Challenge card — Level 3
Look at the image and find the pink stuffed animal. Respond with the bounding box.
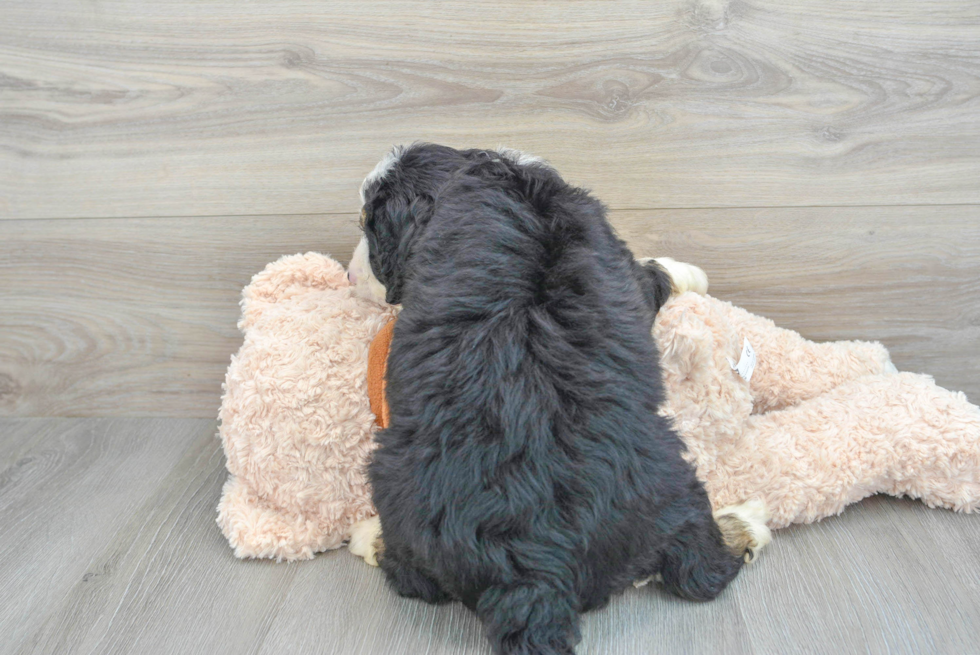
[216,252,980,561]
[217,253,396,560]
[655,293,980,528]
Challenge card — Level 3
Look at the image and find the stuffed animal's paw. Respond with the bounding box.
[348,515,383,567]
[714,499,772,563]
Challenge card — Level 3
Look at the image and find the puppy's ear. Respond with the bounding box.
[365,194,434,305]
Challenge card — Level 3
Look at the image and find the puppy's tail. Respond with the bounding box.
[476,581,580,655]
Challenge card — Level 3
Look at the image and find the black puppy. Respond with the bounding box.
[347,144,769,655]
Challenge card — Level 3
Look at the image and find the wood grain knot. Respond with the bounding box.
[539,68,664,121]
[688,0,736,32]
[280,46,315,69]
[0,373,21,401]
[686,48,747,84]
[816,126,845,143]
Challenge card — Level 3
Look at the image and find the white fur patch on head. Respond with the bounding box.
[495,146,550,168]
[360,145,406,203]
[348,236,389,305]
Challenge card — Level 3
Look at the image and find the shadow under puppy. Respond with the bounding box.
[347,143,769,655]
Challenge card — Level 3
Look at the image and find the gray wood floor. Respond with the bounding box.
[2,417,979,655]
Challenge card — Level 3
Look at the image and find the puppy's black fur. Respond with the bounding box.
[363,144,745,654]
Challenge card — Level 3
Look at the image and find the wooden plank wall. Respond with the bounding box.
[1,0,978,417]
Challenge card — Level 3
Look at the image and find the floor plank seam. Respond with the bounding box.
[3,202,979,223]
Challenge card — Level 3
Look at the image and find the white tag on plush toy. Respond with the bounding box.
[728,338,756,383]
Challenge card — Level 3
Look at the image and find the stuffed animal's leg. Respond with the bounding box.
[715,372,980,528]
[875,374,980,513]
[710,298,896,413]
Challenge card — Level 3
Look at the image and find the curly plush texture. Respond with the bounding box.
[656,293,980,528]
[217,252,980,560]
[217,252,397,560]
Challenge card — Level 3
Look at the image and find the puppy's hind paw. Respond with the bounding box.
[633,573,664,588]
[714,499,772,563]
[348,515,383,567]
